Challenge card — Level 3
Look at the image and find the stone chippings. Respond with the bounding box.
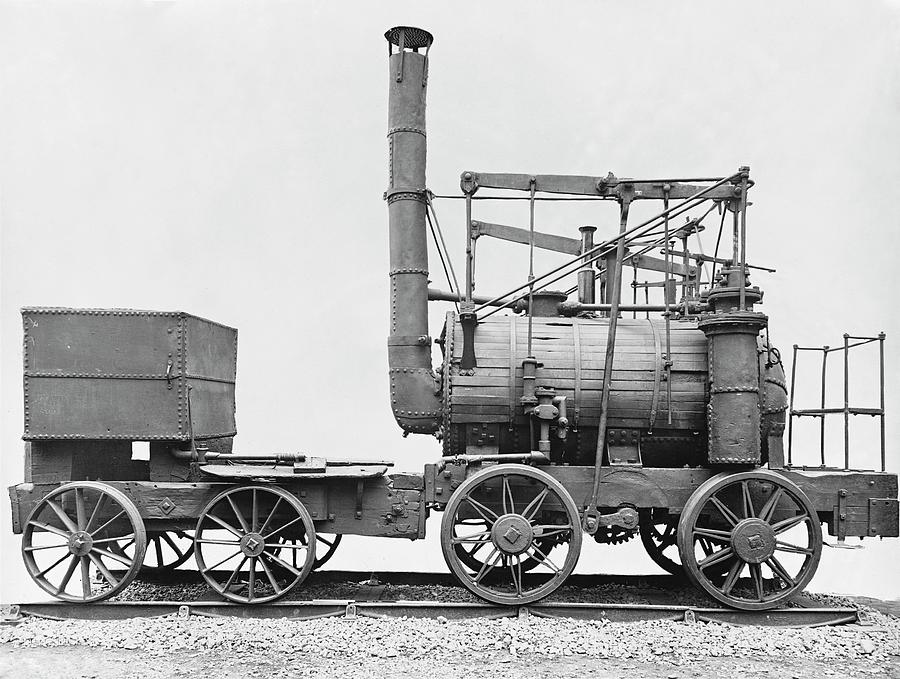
[2,606,898,667]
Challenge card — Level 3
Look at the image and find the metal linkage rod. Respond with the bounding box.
[787,344,798,467]
[475,174,740,319]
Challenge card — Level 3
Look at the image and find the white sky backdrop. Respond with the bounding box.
[1,1,899,603]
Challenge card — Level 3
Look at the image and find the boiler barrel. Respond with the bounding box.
[442,314,710,460]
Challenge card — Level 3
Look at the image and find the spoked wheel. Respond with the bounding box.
[452,518,558,573]
[141,531,195,573]
[273,533,342,571]
[677,470,823,610]
[440,464,582,605]
[194,486,316,603]
[21,482,147,602]
[639,510,684,577]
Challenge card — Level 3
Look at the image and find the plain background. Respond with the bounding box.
[1,1,898,604]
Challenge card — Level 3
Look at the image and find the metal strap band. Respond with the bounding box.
[387,126,426,137]
[508,315,517,430]
[573,320,582,429]
[648,319,662,431]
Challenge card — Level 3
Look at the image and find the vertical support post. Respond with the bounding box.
[820,346,829,467]
[879,332,886,472]
[526,178,536,357]
[662,186,673,425]
[787,344,798,467]
[465,189,473,304]
[843,334,850,470]
[738,166,749,311]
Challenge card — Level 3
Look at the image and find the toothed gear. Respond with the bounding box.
[592,526,638,545]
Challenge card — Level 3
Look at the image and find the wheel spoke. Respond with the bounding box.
[772,513,809,535]
[258,497,283,536]
[775,540,814,556]
[766,556,795,587]
[84,494,108,534]
[759,487,784,523]
[56,556,79,594]
[450,530,491,545]
[87,552,120,588]
[473,548,500,583]
[720,559,744,595]
[247,557,257,601]
[262,550,301,577]
[509,554,523,596]
[264,515,305,540]
[693,527,732,542]
[75,488,88,531]
[161,532,185,557]
[257,554,283,594]
[530,543,560,574]
[154,536,164,567]
[202,550,242,573]
[28,520,70,539]
[90,510,127,538]
[522,488,549,521]
[91,546,133,567]
[251,489,258,533]
[264,542,308,550]
[709,496,740,527]
[316,535,335,547]
[80,556,92,598]
[221,556,248,592]
[204,513,244,538]
[24,541,69,552]
[749,562,765,601]
[741,481,755,519]
[502,477,514,514]
[226,496,250,534]
[196,537,241,546]
[533,524,573,539]
[91,534,135,545]
[46,499,79,534]
[464,496,498,525]
[698,546,734,570]
[36,552,72,579]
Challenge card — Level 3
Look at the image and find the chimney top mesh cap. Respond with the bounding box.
[385,26,433,50]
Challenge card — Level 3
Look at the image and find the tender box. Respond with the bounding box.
[22,307,237,441]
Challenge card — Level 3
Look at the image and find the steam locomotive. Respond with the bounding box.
[8,26,898,611]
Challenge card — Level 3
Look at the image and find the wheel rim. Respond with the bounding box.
[194,486,316,603]
[440,464,582,605]
[677,470,822,610]
[22,482,147,603]
[639,511,684,577]
[142,531,195,573]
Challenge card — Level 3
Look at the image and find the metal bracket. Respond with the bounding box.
[345,603,358,619]
[356,480,365,520]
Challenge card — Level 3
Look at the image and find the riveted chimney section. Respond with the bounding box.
[385,27,441,435]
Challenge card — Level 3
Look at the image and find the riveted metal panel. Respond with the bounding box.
[22,308,236,441]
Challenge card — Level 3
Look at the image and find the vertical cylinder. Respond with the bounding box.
[820,346,828,466]
[577,226,596,304]
[385,27,441,435]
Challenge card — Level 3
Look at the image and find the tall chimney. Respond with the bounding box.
[384,26,441,435]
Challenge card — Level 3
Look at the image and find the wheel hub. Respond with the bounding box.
[731,518,776,564]
[67,530,93,557]
[239,533,266,557]
[491,514,534,555]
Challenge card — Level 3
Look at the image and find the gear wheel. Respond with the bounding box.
[592,526,637,545]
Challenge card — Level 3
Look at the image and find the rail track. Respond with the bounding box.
[2,571,863,628]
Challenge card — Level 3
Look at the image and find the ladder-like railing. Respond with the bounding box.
[787,333,886,471]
